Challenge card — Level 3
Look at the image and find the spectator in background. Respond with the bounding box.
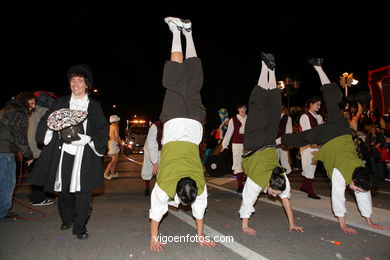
[221,104,247,193]
[141,120,163,196]
[344,102,363,134]
[366,125,387,181]
[104,115,121,180]
[0,92,34,220]
[28,91,57,206]
[299,96,323,199]
[276,106,292,174]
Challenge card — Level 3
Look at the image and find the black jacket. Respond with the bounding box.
[27,96,109,192]
[0,98,33,160]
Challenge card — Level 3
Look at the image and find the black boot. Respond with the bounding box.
[308,58,323,66]
[261,52,275,70]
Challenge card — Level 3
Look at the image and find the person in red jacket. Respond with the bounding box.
[299,96,323,199]
[221,104,247,193]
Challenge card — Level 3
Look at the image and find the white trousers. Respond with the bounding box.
[239,177,262,218]
[277,147,291,174]
[232,143,244,174]
[300,146,317,179]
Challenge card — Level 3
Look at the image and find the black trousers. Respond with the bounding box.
[28,159,53,203]
[244,86,281,152]
[159,57,204,124]
[57,152,92,234]
[282,83,351,148]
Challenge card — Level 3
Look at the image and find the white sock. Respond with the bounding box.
[169,23,182,53]
[258,61,269,89]
[268,68,277,89]
[182,30,197,58]
[313,65,331,85]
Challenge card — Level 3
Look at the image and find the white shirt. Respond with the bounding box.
[300,111,323,152]
[222,114,247,149]
[276,113,292,145]
[149,183,208,222]
[239,175,291,218]
[331,168,372,218]
[299,111,323,132]
[150,118,206,222]
[144,124,160,164]
[162,118,203,145]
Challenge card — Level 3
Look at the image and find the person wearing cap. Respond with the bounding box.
[0,92,34,220]
[221,104,247,193]
[104,115,121,180]
[239,52,303,235]
[28,64,109,239]
[149,17,216,252]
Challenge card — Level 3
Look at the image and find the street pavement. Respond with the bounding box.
[1,153,390,260]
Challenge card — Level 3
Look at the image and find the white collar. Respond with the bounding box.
[70,94,89,111]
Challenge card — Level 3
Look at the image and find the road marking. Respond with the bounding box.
[206,182,390,237]
[376,190,390,195]
[122,154,143,166]
[169,209,268,260]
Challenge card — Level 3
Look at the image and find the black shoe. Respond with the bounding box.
[144,189,151,196]
[74,232,89,240]
[308,194,321,200]
[308,58,323,66]
[236,186,243,193]
[61,223,72,230]
[0,212,18,220]
[261,52,275,70]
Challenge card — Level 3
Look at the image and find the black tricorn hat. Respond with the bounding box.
[67,64,93,88]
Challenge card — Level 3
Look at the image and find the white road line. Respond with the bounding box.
[122,154,143,166]
[169,209,268,260]
[376,190,390,195]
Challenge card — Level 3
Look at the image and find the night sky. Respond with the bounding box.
[3,2,389,130]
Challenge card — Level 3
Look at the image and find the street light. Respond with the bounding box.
[339,72,357,96]
[277,81,285,90]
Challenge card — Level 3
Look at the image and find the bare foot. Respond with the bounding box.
[369,223,388,230]
[243,227,257,235]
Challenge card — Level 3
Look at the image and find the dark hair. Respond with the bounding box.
[236,104,247,110]
[305,96,322,111]
[352,167,375,191]
[269,167,287,191]
[14,91,36,110]
[176,177,198,205]
[67,64,93,91]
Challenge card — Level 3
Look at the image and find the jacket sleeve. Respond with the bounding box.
[88,101,109,156]
[146,124,159,164]
[35,99,63,147]
[13,112,33,160]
